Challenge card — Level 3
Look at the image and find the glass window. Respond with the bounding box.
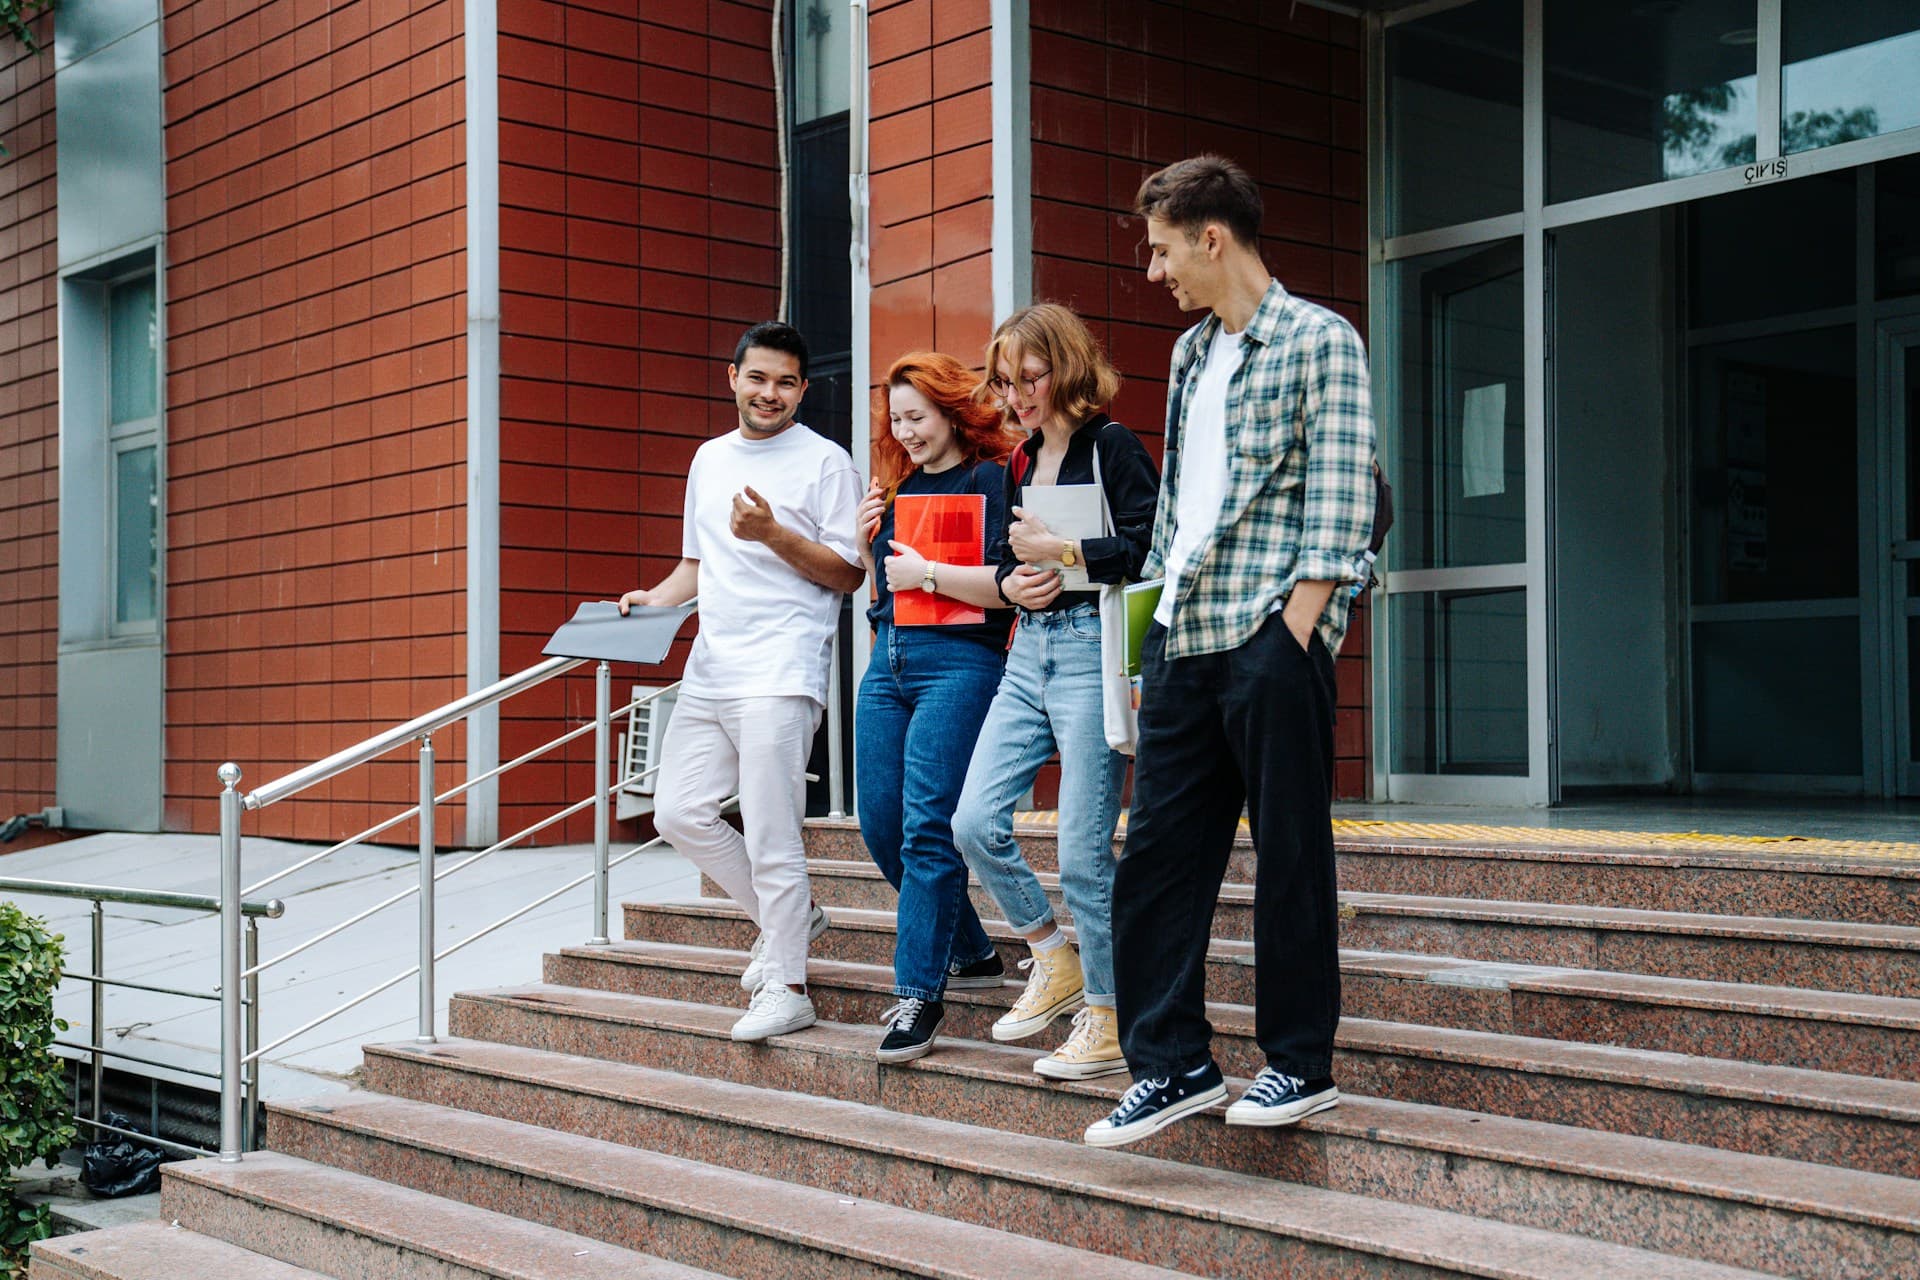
[1877,154,1920,301]
[1385,0,1523,236]
[1693,617,1862,775]
[1389,240,1526,571]
[1783,2,1920,156]
[114,443,159,627]
[109,274,157,425]
[1688,170,1854,328]
[1391,588,1528,776]
[1546,0,1756,204]
[1689,327,1857,606]
[793,0,850,123]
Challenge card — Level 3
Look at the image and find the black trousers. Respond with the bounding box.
[1113,614,1341,1081]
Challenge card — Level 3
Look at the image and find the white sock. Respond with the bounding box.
[1031,927,1067,952]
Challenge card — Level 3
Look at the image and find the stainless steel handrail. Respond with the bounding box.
[7,879,275,1162]
[243,654,585,810]
[211,600,778,1163]
[0,878,284,918]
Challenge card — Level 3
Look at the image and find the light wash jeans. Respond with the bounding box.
[653,693,822,989]
[856,623,1004,1001]
[952,603,1127,1004]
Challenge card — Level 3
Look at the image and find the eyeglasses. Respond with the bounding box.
[986,368,1052,400]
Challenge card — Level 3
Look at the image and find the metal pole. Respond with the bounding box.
[243,919,260,1151]
[591,660,612,945]
[90,900,104,1129]
[217,763,244,1162]
[827,625,847,818]
[417,734,436,1042]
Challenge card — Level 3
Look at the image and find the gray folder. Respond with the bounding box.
[542,601,695,665]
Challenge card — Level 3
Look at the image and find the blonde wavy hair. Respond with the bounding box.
[979,303,1122,428]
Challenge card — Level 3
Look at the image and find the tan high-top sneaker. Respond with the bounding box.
[991,943,1085,1041]
[1033,1004,1127,1080]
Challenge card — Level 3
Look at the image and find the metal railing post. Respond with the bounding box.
[827,626,847,818]
[243,919,260,1151]
[217,763,244,1162]
[90,900,104,1130]
[417,734,436,1043]
[591,660,612,945]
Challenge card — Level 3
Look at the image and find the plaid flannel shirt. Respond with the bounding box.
[1146,280,1378,660]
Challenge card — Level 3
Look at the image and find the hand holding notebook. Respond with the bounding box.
[891,492,987,626]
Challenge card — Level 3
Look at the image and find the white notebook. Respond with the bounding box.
[1019,482,1103,591]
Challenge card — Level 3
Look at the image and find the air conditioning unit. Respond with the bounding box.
[616,685,679,821]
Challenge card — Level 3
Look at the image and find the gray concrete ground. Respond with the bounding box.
[1,831,700,1098]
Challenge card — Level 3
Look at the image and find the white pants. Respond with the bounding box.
[652,693,821,988]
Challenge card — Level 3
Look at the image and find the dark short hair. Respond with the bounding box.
[732,321,810,379]
[1134,154,1263,248]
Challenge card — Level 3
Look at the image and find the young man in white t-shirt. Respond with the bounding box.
[617,322,865,1041]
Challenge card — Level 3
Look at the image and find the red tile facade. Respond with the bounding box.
[0,18,56,822]
[1026,0,1373,798]
[494,0,780,842]
[161,0,469,839]
[867,0,993,384]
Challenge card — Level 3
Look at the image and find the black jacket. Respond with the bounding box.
[991,414,1160,608]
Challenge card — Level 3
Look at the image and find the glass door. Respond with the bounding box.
[1886,321,1920,795]
[1379,239,1546,804]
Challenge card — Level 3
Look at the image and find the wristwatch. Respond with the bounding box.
[1060,540,1077,568]
[920,563,939,593]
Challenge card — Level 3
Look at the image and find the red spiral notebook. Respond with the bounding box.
[892,493,987,626]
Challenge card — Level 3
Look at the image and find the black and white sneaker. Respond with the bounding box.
[1225,1068,1339,1127]
[876,997,944,1063]
[1082,1061,1226,1148]
[946,951,1006,990]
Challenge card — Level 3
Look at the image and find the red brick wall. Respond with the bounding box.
[162,0,468,838]
[866,0,993,391]
[1026,0,1373,798]
[494,0,781,842]
[0,17,56,822]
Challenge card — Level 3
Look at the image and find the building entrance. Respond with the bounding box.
[1548,158,1920,799]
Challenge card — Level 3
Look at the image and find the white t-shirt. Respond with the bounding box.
[1155,324,1243,628]
[681,423,862,705]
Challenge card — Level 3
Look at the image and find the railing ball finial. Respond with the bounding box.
[218,762,243,789]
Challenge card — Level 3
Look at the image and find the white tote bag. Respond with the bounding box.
[1090,437,1139,756]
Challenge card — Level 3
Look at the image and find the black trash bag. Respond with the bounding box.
[80,1113,167,1197]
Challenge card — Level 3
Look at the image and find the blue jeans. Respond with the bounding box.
[856,623,1004,1001]
[952,604,1127,1005]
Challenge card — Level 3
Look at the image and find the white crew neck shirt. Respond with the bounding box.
[681,423,862,705]
[1155,323,1243,628]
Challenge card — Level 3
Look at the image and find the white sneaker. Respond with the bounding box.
[740,904,831,990]
[731,982,817,1042]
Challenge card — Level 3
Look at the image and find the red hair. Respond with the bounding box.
[872,351,1023,494]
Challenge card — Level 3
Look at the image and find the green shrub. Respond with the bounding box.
[1,902,74,1276]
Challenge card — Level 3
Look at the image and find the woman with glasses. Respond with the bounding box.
[856,352,1025,1063]
[951,303,1159,1081]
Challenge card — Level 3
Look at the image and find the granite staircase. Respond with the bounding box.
[35,819,1920,1279]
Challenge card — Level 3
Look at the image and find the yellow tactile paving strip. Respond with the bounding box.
[1010,811,1920,862]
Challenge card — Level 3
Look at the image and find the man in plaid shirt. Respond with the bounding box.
[1085,155,1378,1149]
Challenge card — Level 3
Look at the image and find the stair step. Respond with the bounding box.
[1334,835,1920,927]
[353,1035,1789,1280]
[160,1150,719,1279]
[263,1090,1201,1280]
[623,899,1920,1080]
[437,985,1920,1280]
[777,858,1920,997]
[534,946,1920,1178]
[28,1222,325,1280]
[803,817,1920,927]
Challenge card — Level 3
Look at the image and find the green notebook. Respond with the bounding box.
[1121,579,1164,678]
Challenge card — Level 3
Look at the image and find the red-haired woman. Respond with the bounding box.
[855,351,1023,1064]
